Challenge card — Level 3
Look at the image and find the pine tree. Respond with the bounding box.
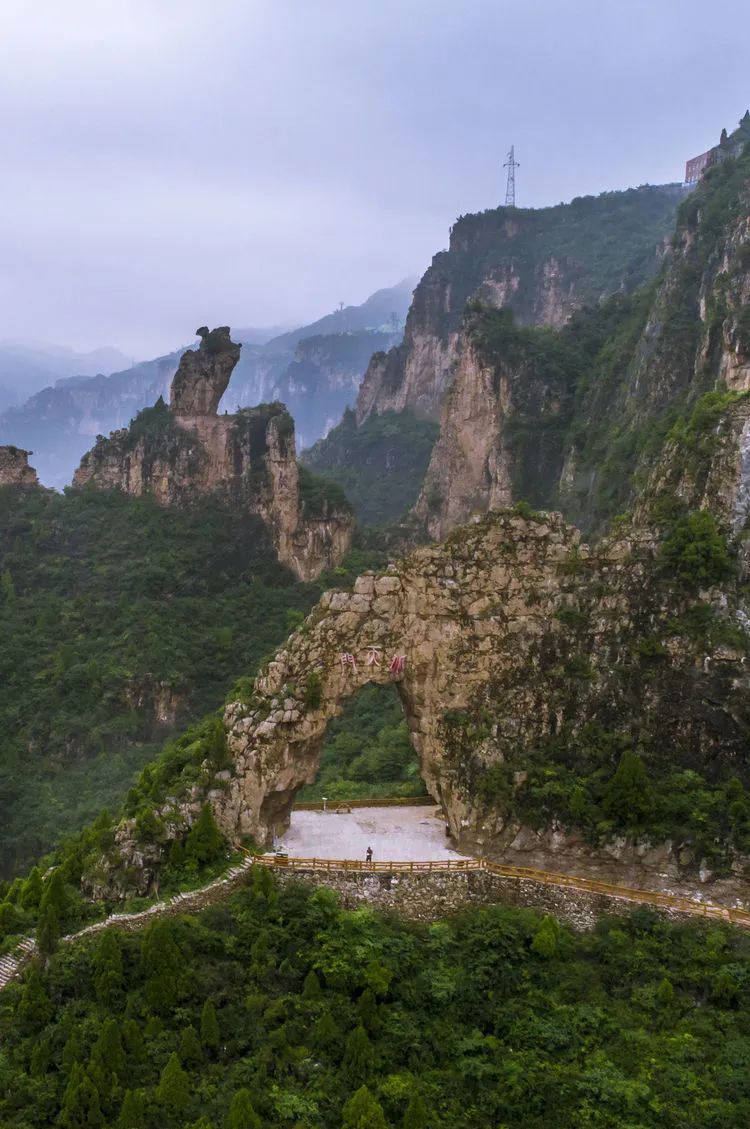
[180,1023,204,1065]
[62,1029,83,1075]
[117,1089,146,1129]
[185,803,224,865]
[226,1088,261,1129]
[91,1017,126,1079]
[141,918,183,1012]
[39,868,68,919]
[156,1052,190,1113]
[60,1064,104,1129]
[93,930,124,1007]
[303,968,322,999]
[531,914,561,959]
[200,997,220,1053]
[342,1085,389,1129]
[312,1009,340,1051]
[356,988,382,1034]
[20,867,43,910]
[36,902,60,957]
[342,1025,374,1085]
[18,964,53,1030]
[603,750,654,825]
[1,568,15,605]
[403,1091,428,1129]
[30,1036,51,1077]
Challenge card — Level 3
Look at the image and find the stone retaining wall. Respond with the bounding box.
[271,867,691,930]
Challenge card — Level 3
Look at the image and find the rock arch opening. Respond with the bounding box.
[296,682,429,806]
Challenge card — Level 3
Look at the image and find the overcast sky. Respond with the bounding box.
[0,0,747,359]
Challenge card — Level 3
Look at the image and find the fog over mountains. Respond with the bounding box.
[0,279,415,488]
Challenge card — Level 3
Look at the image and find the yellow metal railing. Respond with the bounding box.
[251,852,750,928]
[292,796,434,812]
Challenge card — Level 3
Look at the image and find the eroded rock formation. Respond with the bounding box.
[99,509,748,898]
[169,326,240,415]
[74,328,353,580]
[0,446,38,487]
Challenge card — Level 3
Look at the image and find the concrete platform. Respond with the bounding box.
[277,805,469,862]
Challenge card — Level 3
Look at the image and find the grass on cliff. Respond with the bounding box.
[3,871,750,1128]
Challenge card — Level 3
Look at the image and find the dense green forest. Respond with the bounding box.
[3,872,750,1128]
[0,485,386,876]
[303,410,438,527]
[298,684,426,802]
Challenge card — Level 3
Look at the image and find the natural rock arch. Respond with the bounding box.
[217,511,586,846]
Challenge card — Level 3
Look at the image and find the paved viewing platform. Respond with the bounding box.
[277,803,469,863]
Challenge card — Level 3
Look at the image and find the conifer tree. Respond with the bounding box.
[356,988,381,1034]
[312,1008,340,1051]
[36,902,60,957]
[60,1064,104,1129]
[180,1023,204,1065]
[93,930,124,1007]
[18,964,53,1029]
[342,1085,388,1129]
[302,969,322,999]
[39,868,68,919]
[531,914,561,958]
[20,866,43,910]
[200,997,220,1053]
[117,1088,146,1129]
[403,1091,428,1129]
[185,803,224,865]
[62,1029,83,1076]
[156,1052,190,1113]
[226,1088,262,1129]
[141,918,183,1012]
[343,1025,374,1085]
[91,1017,126,1080]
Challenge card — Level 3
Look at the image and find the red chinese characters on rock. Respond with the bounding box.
[339,652,358,674]
[389,654,406,678]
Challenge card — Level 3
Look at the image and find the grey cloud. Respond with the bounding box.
[0,0,747,356]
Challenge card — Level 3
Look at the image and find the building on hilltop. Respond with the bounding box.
[685,111,750,185]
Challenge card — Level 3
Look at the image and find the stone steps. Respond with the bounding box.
[0,855,259,994]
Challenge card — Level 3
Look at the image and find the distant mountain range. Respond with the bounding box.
[0,279,415,488]
[0,341,132,413]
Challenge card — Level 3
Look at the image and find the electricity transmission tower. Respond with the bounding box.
[503,145,519,207]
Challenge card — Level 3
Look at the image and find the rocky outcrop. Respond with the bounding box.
[169,327,241,415]
[99,509,749,897]
[412,337,514,539]
[0,446,38,486]
[355,185,682,425]
[74,328,353,581]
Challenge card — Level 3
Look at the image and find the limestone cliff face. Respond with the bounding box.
[403,144,750,543]
[412,337,513,540]
[0,446,38,486]
[74,329,352,581]
[356,186,682,425]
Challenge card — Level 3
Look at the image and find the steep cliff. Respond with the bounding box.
[356,185,683,424]
[74,329,353,581]
[0,446,38,487]
[411,125,750,541]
